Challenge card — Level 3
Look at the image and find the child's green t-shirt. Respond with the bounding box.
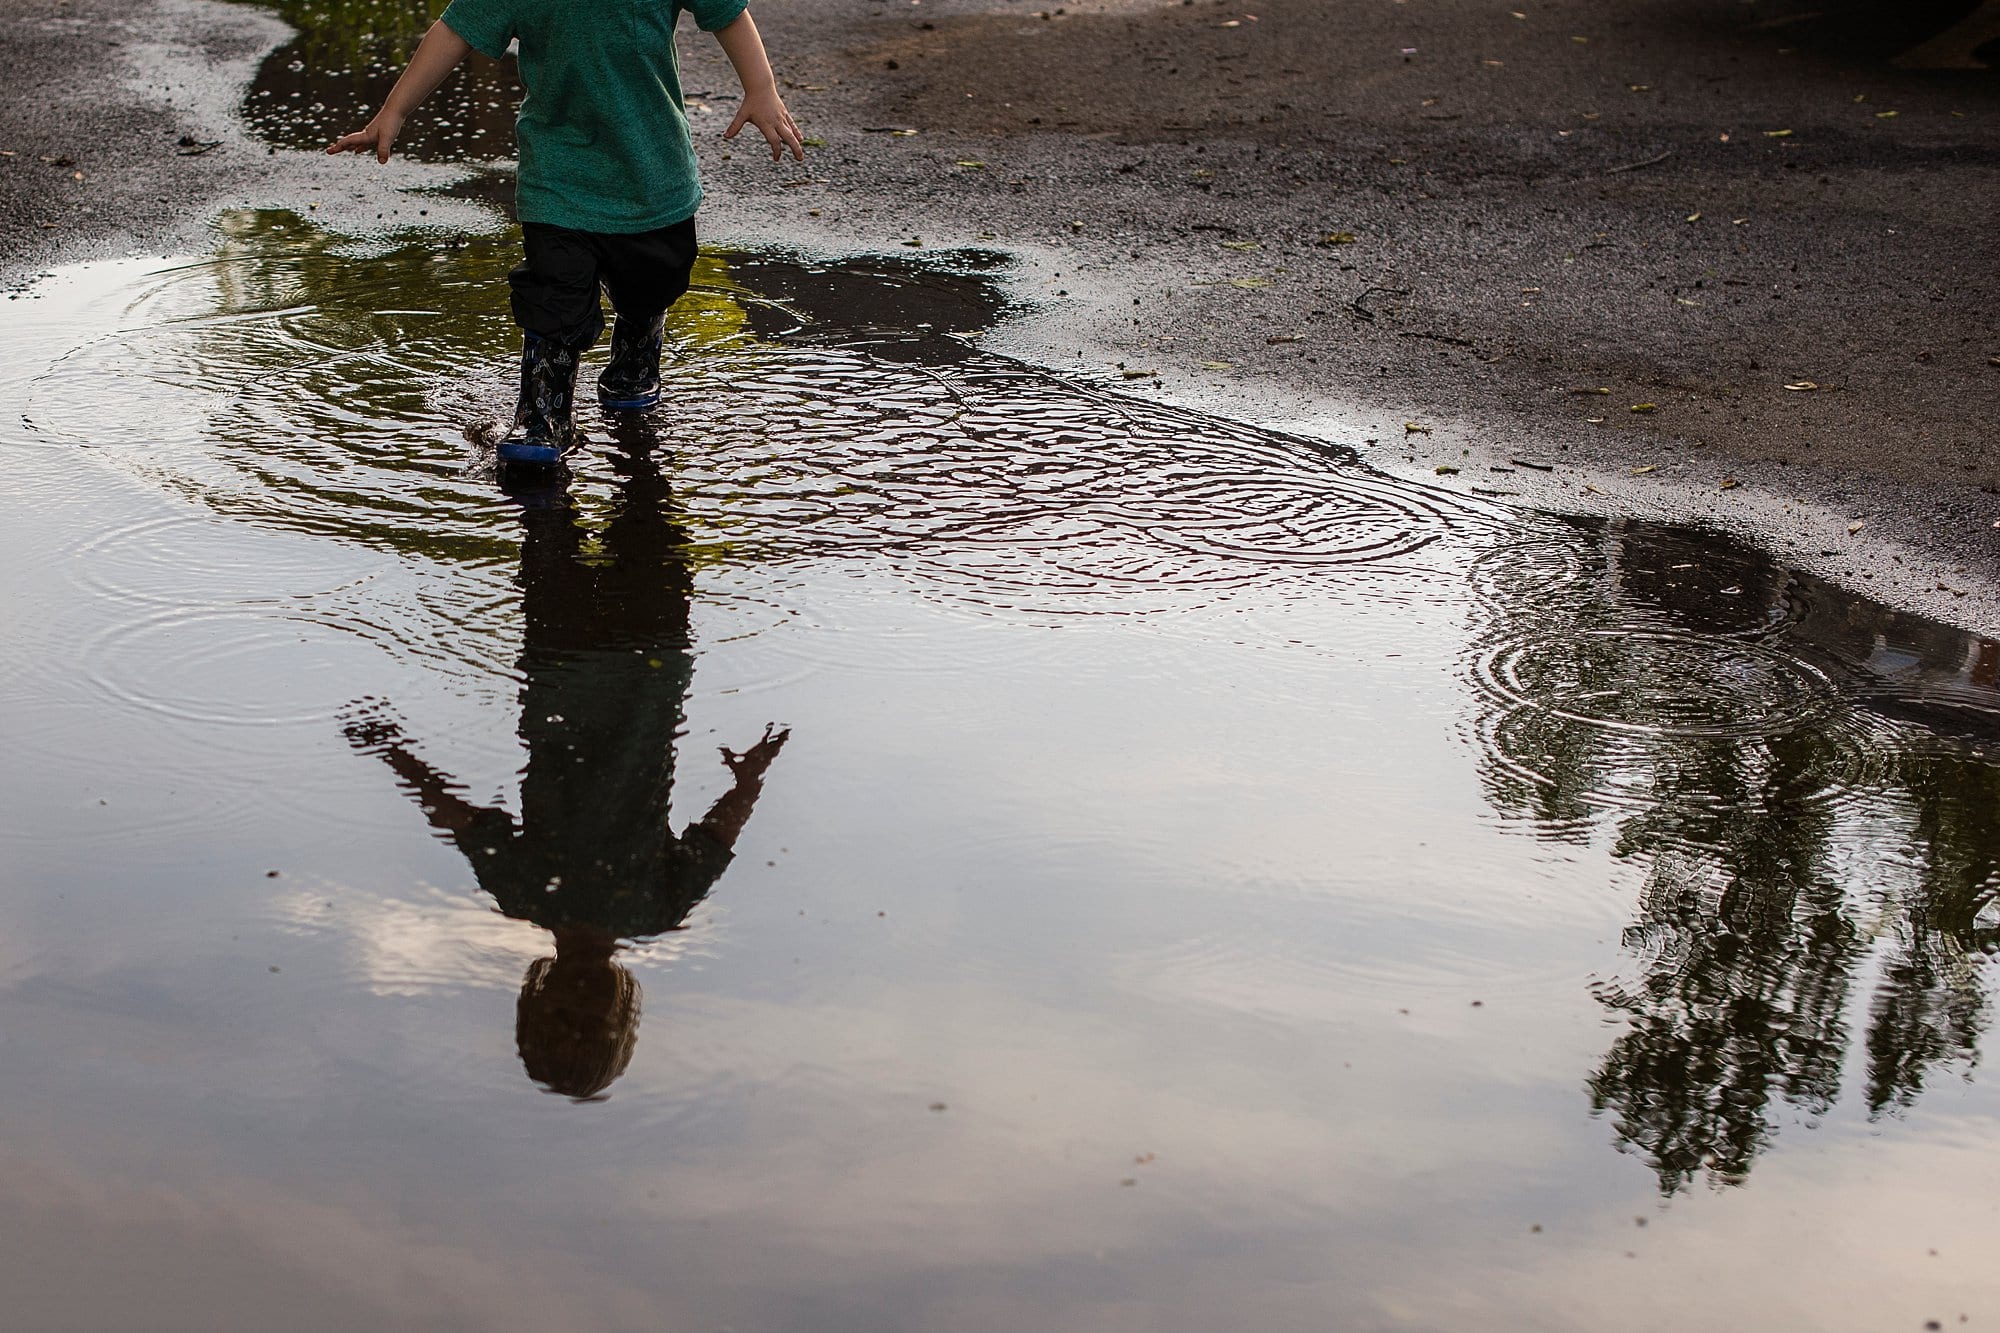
[440,0,747,234]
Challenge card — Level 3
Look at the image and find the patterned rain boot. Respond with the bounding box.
[596,313,665,411]
[498,332,584,468]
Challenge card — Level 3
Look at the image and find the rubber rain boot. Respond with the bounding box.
[498,333,583,468]
[596,313,665,411]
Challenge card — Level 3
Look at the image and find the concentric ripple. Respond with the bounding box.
[66,512,388,608]
[1469,629,1842,740]
[15,217,1997,860]
[19,219,1496,681]
[79,605,376,728]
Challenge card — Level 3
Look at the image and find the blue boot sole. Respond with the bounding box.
[496,439,563,466]
[597,385,661,411]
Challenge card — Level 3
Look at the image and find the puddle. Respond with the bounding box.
[243,0,525,163]
[4,207,1999,1327]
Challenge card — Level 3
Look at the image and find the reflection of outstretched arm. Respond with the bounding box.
[343,703,511,840]
[682,724,790,855]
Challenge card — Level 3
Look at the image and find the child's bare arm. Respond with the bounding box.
[714,12,805,162]
[326,21,473,163]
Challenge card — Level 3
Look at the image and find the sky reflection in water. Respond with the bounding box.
[0,212,1997,1330]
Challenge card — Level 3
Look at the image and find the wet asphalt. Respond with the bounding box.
[2,0,1996,622]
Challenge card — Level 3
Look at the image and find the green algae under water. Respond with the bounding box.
[0,207,1997,1329]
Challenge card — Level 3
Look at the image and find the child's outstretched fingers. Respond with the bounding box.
[724,96,807,163]
[326,118,400,164]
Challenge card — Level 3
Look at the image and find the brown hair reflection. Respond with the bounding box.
[345,417,787,1100]
[517,933,641,1100]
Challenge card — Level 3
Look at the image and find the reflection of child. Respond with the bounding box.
[344,430,788,1100]
[328,1,803,467]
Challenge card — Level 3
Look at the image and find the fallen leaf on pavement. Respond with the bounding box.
[955,159,986,168]
[1765,128,1794,137]
[1435,464,1460,475]
[1201,360,1234,370]
[1784,381,1819,391]
[1404,421,1432,434]
[1319,230,1358,245]
[1630,402,1657,413]
[1120,369,1158,379]
[1720,477,1742,490]
[1266,333,1304,344]
[1631,464,1658,474]
[1848,520,1865,534]
[1570,386,1611,395]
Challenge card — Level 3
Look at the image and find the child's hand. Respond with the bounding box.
[327,113,406,164]
[723,89,805,162]
[720,723,790,781]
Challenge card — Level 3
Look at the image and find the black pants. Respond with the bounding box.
[508,217,698,348]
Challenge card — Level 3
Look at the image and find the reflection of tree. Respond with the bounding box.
[346,423,787,1099]
[1469,517,2000,1192]
[1587,848,1858,1192]
[1864,752,2000,1117]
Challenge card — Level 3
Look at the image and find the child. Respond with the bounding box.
[329,0,804,467]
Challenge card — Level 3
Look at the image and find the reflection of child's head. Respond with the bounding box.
[516,933,642,1100]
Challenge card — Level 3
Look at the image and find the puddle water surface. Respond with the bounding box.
[4,212,1999,1330]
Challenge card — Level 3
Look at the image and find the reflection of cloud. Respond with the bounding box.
[1391,1126,2000,1333]
[268,885,714,997]
[566,987,1588,1318]
[0,1143,672,1332]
